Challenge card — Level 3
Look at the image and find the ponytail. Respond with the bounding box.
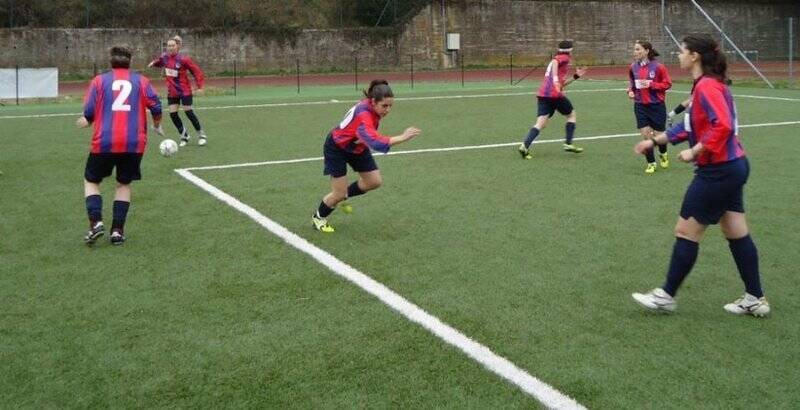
[636,40,660,60]
[363,79,394,101]
[682,34,728,82]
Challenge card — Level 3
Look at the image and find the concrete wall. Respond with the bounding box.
[1,1,798,76]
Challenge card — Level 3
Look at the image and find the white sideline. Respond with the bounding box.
[182,120,800,172]
[2,87,798,120]
[175,168,586,410]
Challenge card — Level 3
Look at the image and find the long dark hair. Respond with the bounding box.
[682,34,728,82]
[363,79,394,101]
[636,40,660,59]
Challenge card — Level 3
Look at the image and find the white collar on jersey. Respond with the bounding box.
[557,48,573,53]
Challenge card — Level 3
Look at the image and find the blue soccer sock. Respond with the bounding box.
[85,194,102,225]
[523,127,540,149]
[728,235,763,298]
[565,122,576,144]
[317,201,334,218]
[347,181,365,198]
[112,200,130,232]
[662,237,699,297]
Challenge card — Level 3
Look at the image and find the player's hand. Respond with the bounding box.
[76,116,90,128]
[195,88,205,96]
[402,127,421,141]
[678,149,694,163]
[147,61,155,68]
[634,139,654,155]
[575,66,588,78]
[627,90,635,99]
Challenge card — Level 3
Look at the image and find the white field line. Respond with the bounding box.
[181,120,800,172]
[2,87,798,120]
[175,167,586,410]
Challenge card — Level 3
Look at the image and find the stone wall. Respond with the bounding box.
[1,1,798,76]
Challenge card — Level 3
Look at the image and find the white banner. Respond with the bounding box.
[0,67,59,99]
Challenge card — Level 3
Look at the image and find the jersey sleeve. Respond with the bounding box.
[141,78,162,121]
[355,113,392,153]
[649,64,672,91]
[628,66,635,92]
[150,54,165,68]
[82,77,100,123]
[696,86,733,154]
[183,56,205,89]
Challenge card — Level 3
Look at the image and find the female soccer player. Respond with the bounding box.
[631,35,769,317]
[311,80,421,233]
[518,40,588,159]
[148,35,207,147]
[628,40,672,174]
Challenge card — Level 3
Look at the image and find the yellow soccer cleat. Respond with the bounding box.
[563,143,584,153]
[659,153,670,169]
[340,201,353,214]
[645,163,657,174]
[518,143,533,160]
[312,214,335,233]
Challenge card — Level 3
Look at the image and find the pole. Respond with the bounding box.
[296,58,300,94]
[15,64,19,106]
[460,51,464,87]
[661,0,665,28]
[790,17,795,84]
[509,53,513,85]
[410,53,414,89]
[354,55,358,91]
[233,59,238,97]
[85,0,90,28]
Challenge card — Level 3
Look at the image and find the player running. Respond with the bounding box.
[628,40,672,174]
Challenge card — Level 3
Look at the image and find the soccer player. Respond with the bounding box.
[77,46,163,246]
[311,80,421,233]
[148,35,207,147]
[628,40,672,174]
[631,35,769,317]
[518,40,588,159]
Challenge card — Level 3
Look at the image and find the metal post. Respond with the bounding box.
[15,64,20,105]
[354,55,358,90]
[460,51,464,87]
[233,59,237,97]
[661,0,665,28]
[410,53,414,89]
[790,17,795,84]
[93,62,97,77]
[510,54,515,85]
[296,58,300,94]
[85,0,90,27]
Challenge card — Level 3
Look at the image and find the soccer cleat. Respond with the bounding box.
[518,144,532,160]
[198,132,207,146]
[110,230,126,246]
[178,129,190,147]
[340,201,353,214]
[312,214,335,233]
[645,163,657,174]
[724,293,770,317]
[84,221,105,245]
[632,288,677,312]
[563,143,584,153]
[659,153,670,168]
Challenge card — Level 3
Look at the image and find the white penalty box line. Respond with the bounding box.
[175,119,799,408]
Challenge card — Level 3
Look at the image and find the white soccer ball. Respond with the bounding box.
[159,139,178,157]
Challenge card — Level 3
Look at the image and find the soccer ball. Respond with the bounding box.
[159,139,179,157]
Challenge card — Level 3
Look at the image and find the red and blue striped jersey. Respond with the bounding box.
[83,69,162,154]
[538,53,571,98]
[330,99,392,154]
[150,53,205,98]
[628,59,672,104]
[666,76,745,166]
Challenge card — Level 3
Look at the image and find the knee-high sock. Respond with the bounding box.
[728,235,763,298]
[662,237,699,297]
[185,109,203,132]
[86,194,102,225]
[645,148,656,163]
[169,112,185,135]
[523,127,540,149]
[347,181,365,198]
[112,200,130,232]
[657,143,668,154]
[565,122,576,144]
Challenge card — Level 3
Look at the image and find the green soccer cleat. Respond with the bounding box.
[518,143,533,159]
[312,214,335,233]
[645,163,657,174]
[563,143,584,153]
[340,201,353,214]
[659,153,670,168]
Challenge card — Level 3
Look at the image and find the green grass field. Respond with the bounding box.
[2,79,799,408]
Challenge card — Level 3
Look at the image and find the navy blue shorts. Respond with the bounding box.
[680,157,749,225]
[537,97,573,118]
[84,153,144,184]
[323,134,378,178]
[167,95,193,106]
[634,102,667,131]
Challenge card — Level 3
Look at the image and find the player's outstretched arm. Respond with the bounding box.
[389,127,421,146]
